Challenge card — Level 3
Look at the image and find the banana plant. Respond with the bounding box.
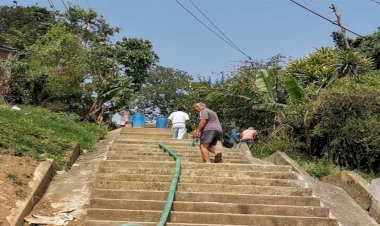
[283,75,309,102]
[283,75,313,155]
[87,76,133,125]
[253,70,287,118]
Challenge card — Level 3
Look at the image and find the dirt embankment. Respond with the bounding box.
[0,155,38,226]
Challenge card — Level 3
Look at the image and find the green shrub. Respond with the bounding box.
[284,75,380,175]
[288,152,339,178]
[251,137,304,159]
[310,90,380,175]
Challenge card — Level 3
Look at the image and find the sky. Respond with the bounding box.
[6,0,380,81]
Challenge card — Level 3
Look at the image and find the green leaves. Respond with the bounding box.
[25,25,88,103]
[115,38,159,91]
[133,66,192,117]
[255,69,275,102]
[331,50,375,78]
[284,75,308,102]
[0,6,56,49]
[100,77,133,101]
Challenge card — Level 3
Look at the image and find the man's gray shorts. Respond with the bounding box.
[200,130,222,146]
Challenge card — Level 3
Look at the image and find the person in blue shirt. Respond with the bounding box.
[228,125,240,147]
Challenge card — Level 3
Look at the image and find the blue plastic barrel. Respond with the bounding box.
[132,114,145,128]
[156,116,168,128]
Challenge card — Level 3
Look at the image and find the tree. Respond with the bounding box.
[285,47,336,88]
[115,38,159,91]
[61,5,119,45]
[132,66,192,118]
[355,28,380,69]
[331,50,374,78]
[0,6,56,49]
[83,42,134,124]
[334,28,380,70]
[23,25,88,106]
[285,47,374,92]
[1,4,158,124]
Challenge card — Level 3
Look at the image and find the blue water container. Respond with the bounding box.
[156,116,168,128]
[132,114,145,128]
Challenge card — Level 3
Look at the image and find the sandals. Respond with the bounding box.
[214,153,223,163]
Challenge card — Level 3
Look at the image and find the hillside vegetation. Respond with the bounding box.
[0,4,379,177]
[0,104,106,166]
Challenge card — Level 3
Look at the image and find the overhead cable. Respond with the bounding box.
[60,0,68,10]
[188,0,251,60]
[175,0,253,61]
[289,0,363,37]
[46,0,56,10]
[46,0,59,13]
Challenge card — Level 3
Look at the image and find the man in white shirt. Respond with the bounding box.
[167,107,190,139]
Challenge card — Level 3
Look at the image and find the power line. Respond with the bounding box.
[289,0,363,38]
[174,0,244,56]
[370,0,380,5]
[60,0,68,10]
[174,0,253,61]
[188,0,250,59]
[46,0,56,9]
[46,0,59,13]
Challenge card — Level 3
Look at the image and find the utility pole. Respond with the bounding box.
[330,4,351,49]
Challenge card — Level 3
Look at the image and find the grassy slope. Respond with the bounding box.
[0,104,106,166]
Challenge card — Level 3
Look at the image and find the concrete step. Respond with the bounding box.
[84,220,154,226]
[100,161,292,172]
[112,141,195,146]
[111,144,197,150]
[106,150,245,160]
[114,141,191,147]
[92,189,321,207]
[92,189,168,201]
[107,150,244,158]
[106,155,176,162]
[96,173,301,187]
[111,143,193,150]
[120,127,173,134]
[86,209,338,225]
[118,134,176,140]
[170,211,338,225]
[86,209,161,222]
[118,134,173,139]
[106,152,243,159]
[98,167,298,179]
[115,138,193,144]
[175,191,320,206]
[90,198,329,217]
[109,145,186,152]
[105,155,248,164]
[84,220,250,226]
[95,181,312,196]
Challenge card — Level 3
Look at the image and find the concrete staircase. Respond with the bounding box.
[85,127,339,226]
